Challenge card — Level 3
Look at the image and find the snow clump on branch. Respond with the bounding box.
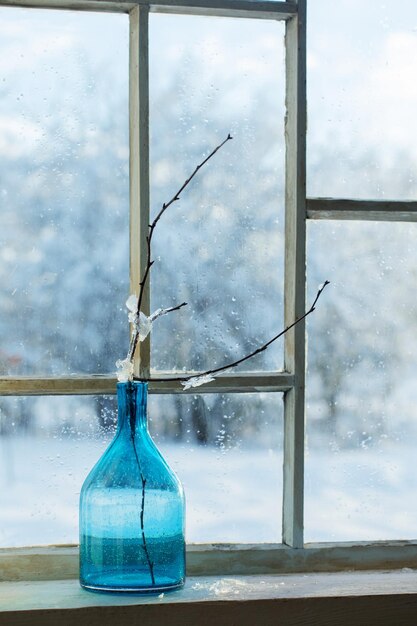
[181,374,216,390]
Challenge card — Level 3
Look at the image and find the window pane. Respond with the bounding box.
[0,8,129,375]
[0,392,282,546]
[306,221,417,541]
[149,392,283,543]
[0,395,118,547]
[307,0,417,199]
[149,15,285,373]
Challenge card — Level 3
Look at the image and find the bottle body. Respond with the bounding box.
[79,382,185,593]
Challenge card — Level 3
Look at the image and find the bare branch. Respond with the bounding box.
[151,302,188,321]
[131,437,155,585]
[126,302,188,363]
[134,281,330,383]
[129,134,233,364]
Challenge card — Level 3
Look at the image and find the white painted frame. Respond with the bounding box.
[1,0,417,577]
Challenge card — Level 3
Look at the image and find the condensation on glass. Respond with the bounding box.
[0,7,129,376]
[305,220,417,541]
[307,0,417,200]
[149,392,283,544]
[0,394,118,547]
[0,392,282,547]
[149,14,285,373]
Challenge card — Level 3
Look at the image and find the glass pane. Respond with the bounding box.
[0,8,129,375]
[150,392,283,543]
[306,221,417,541]
[307,0,417,199]
[0,392,282,547]
[149,15,285,373]
[0,395,118,547]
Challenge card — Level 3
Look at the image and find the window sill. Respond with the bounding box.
[2,571,417,626]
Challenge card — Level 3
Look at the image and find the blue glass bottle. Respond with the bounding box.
[79,381,185,593]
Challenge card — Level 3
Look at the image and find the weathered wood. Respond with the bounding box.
[0,376,118,396]
[188,541,417,575]
[2,542,417,582]
[283,0,307,549]
[149,0,297,20]
[2,593,417,626]
[0,0,135,11]
[0,0,297,19]
[149,372,294,394]
[2,571,417,626]
[0,373,293,396]
[307,198,417,221]
[130,5,151,378]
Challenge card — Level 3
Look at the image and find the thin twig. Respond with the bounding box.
[127,301,187,362]
[122,137,233,585]
[134,281,330,383]
[129,134,233,363]
[126,383,155,585]
[131,435,155,585]
[152,302,188,321]
[140,474,155,585]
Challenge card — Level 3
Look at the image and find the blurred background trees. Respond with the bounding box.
[1,6,417,449]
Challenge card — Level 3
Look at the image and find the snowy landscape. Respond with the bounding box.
[1,0,417,547]
[2,430,417,547]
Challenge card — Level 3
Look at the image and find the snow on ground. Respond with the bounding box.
[1,434,417,547]
[305,438,417,543]
[0,435,281,547]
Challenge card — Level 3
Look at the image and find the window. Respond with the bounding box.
[305,0,417,548]
[1,0,416,578]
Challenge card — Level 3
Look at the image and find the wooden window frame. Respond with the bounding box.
[1,0,417,579]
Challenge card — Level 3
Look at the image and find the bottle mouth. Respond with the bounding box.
[116,381,148,407]
[116,380,148,389]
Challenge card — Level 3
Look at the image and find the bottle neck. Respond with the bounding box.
[116,381,148,438]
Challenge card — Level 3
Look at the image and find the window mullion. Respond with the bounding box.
[0,0,297,19]
[150,0,296,20]
[148,372,295,394]
[129,4,151,378]
[283,0,307,549]
[307,198,417,221]
[0,376,116,396]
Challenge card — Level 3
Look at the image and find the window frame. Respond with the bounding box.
[1,0,417,579]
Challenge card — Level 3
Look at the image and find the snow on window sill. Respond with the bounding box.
[1,571,417,626]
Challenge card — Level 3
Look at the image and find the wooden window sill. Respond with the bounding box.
[2,571,417,626]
